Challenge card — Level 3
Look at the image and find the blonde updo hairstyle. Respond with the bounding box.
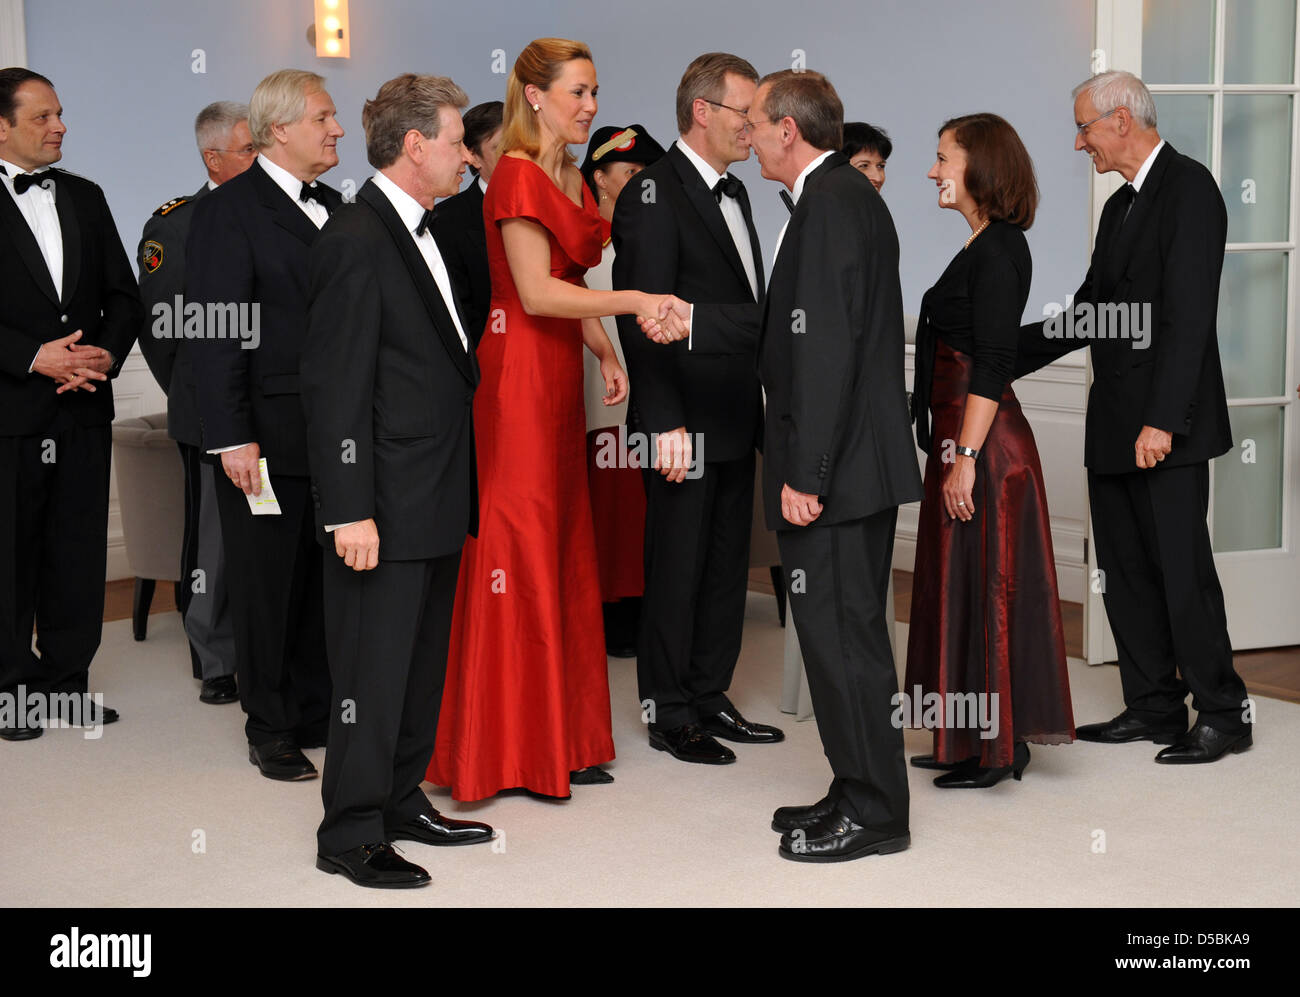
[499,37,594,164]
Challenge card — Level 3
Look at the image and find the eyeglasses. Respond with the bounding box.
[1075,107,1120,135]
[741,118,773,135]
[207,145,257,157]
[702,99,749,117]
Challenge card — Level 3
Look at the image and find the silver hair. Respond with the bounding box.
[1072,70,1157,129]
[249,69,326,149]
[194,100,249,153]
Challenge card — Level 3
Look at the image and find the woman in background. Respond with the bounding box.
[579,123,666,658]
[842,121,890,192]
[906,112,1074,788]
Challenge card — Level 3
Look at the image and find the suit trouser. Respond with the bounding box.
[1088,462,1248,732]
[637,452,755,729]
[317,550,460,856]
[213,472,330,745]
[178,445,236,681]
[0,423,110,699]
[778,507,908,830]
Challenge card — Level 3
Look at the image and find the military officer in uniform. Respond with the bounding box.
[137,101,255,704]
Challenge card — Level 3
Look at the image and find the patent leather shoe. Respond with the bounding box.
[388,811,494,846]
[648,722,735,764]
[0,720,42,741]
[700,707,784,744]
[248,739,317,781]
[933,742,1029,788]
[778,811,910,863]
[199,675,238,705]
[316,842,430,888]
[1154,720,1252,764]
[1076,710,1185,744]
[909,753,976,770]
[570,766,615,784]
[771,792,838,832]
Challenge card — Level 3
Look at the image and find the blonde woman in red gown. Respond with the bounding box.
[427,38,680,800]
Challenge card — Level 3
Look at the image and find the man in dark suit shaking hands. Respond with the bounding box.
[186,70,343,780]
[652,70,922,860]
[302,74,494,889]
[1016,70,1249,764]
[0,68,141,739]
[613,52,783,765]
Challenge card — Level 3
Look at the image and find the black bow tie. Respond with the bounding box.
[779,189,795,214]
[12,171,48,196]
[299,181,320,204]
[415,208,434,237]
[713,174,743,202]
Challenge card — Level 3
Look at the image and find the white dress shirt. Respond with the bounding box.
[257,153,330,229]
[3,157,66,372]
[674,138,759,299]
[477,176,488,196]
[325,170,471,533]
[773,149,834,262]
[1131,139,1166,193]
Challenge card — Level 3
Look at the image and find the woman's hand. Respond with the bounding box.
[942,455,976,522]
[600,354,628,406]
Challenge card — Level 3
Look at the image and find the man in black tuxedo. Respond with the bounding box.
[431,100,502,348]
[186,70,343,780]
[650,70,922,861]
[613,52,783,765]
[0,68,141,740]
[137,100,254,705]
[1016,70,1249,764]
[302,74,493,890]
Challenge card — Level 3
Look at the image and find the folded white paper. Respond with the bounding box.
[245,457,281,515]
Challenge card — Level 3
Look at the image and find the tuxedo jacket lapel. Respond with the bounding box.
[669,146,756,301]
[0,181,61,305]
[359,180,477,385]
[1100,143,1175,296]
[51,170,81,307]
[252,160,322,246]
[735,182,765,299]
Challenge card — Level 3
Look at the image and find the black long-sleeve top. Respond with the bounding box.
[912,220,1031,453]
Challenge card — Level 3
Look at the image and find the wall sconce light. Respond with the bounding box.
[307,0,350,58]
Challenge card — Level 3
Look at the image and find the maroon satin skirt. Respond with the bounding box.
[586,428,646,601]
[905,340,1075,767]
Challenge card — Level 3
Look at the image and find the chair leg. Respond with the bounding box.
[770,565,787,628]
[133,577,155,641]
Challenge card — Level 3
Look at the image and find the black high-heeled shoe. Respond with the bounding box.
[910,753,977,771]
[932,743,1030,788]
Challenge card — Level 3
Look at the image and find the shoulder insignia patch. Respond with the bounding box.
[142,240,163,274]
[153,196,190,217]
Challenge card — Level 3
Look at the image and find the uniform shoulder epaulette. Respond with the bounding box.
[153,195,191,217]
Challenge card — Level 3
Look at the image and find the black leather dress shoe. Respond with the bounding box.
[771,793,838,833]
[388,811,494,846]
[700,708,785,744]
[1154,721,1252,764]
[934,743,1030,788]
[50,696,118,726]
[0,722,42,741]
[570,766,615,785]
[199,675,238,705]
[248,739,318,781]
[778,812,910,863]
[316,843,430,888]
[649,723,736,764]
[1076,710,1185,744]
[909,753,976,770]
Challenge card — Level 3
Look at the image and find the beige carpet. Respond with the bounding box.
[2,593,1295,907]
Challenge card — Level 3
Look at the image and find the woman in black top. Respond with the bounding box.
[905,113,1075,787]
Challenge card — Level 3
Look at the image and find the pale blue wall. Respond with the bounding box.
[24,0,1096,320]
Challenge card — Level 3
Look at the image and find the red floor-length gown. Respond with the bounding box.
[427,155,615,800]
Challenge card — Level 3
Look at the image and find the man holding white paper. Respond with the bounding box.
[187,70,342,780]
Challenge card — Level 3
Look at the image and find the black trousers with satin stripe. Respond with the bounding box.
[1088,462,1248,732]
[317,550,460,856]
[0,423,110,698]
[778,507,909,830]
[637,453,755,730]
[213,471,330,745]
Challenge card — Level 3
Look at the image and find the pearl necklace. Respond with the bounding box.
[964,219,989,249]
